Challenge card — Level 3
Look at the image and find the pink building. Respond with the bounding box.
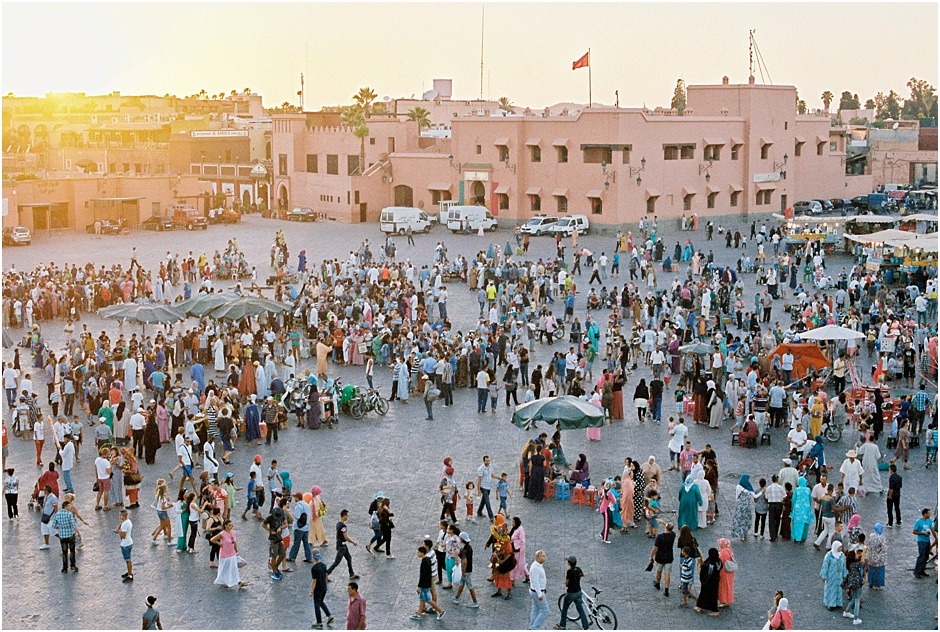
[272,79,873,225]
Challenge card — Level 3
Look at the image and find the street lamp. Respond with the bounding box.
[601,160,616,190]
[629,156,646,186]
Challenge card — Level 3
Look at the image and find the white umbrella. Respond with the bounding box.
[798,325,865,341]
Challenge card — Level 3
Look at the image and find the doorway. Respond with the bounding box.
[393,184,413,207]
[277,184,289,210]
[471,181,486,205]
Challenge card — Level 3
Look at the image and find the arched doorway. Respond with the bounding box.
[394,184,414,207]
[471,180,486,205]
[277,184,289,211]
[16,124,30,152]
[242,190,251,209]
[257,184,269,210]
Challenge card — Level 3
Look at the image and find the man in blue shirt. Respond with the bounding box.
[913,507,933,578]
[51,500,78,573]
[150,369,166,405]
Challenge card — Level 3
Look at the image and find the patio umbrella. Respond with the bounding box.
[99,303,186,325]
[176,291,242,317]
[798,325,865,341]
[679,341,714,355]
[511,395,605,431]
[206,295,292,322]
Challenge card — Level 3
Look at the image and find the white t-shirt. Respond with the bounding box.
[129,413,146,431]
[33,420,44,441]
[650,350,665,366]
[668,423,688,453]
[476,370,489,389]
[60,442,75,471]
[94,456,111,479]
[3,368,18,389]
[787,428,808,448]
[119,518,133,546]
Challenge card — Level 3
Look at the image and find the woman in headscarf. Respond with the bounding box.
[170,398,186,438]
[309,485,328,547]
[108,446,125,508]
[155,401,171,444]
[619,459,636,531]
[305,383,321,430]
[790,477,813,543]
[526,447,546,502]
[717,538,735,607]
[846,513,863,547]
[486,514,515,599]
[767,597,793,630]
[633,379,649,423]
[731,475,756,541]
[519,440,537,496]
[597,480,616,544]
[738,413,759,448]
[819,541,847,610]
[509,516,528,584]
[805,436,826,483]
[866,523,887,590]
[632,460,647,525]
[694,547,722,616]
[243,394,261,444]
[611,370,625,420]
[677,474,703,530]
[143,411,161,465]
[707,380,723,429]
[569,454,590,486]
[641,455,662,492]
[120,447,141,508]
[237,360,257,398]
[694,469,711,529]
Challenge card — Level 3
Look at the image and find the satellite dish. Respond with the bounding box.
[382,96,391,102]
[422,89,439,101]
[892,122,899,130]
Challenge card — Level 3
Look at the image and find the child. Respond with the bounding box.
[645,489,661,537]
[496,473,509,516]
[488,378,499,414]
[926,423,937,467]
[674,388,685,414]
[679,546,695,606]
[241,471,262,520]
[464,481,476,522]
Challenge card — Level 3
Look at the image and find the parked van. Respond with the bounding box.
[380,207,433,234]
[520,215,559,236]
[446,205,497,232]
[549,214,590,237]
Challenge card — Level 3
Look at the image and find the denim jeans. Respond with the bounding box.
[477,388,488,413]
[560,591,589,629]
[844,587,861,618]
[288,529,312,562]
[914,540,930,576]
[477,488,494,520]
[62,469,74,494]
[530,591,550,629]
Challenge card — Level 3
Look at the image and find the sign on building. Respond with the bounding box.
[753,172,782,183]
[190,130,250,138]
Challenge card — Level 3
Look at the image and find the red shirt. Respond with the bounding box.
[38,470,59,498]
[346,593,366,630]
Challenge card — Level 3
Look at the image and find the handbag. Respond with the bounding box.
[124,472,142,486]
[92,481,99,493]
[724,558,738,573]
[645,560,655,572]
[41,513,52,524]
[236,555,247,569]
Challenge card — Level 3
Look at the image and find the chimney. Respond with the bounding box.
[722,76,729,85]
[748,75,755,84]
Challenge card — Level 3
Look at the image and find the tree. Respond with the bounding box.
[353,87,377,118]
[821,90,834,112]
[838,91,860,110]
[901,77,938,121]
[670,79,687,114]
[864,98,876,110]
[342,106,368,175]
[269,102,302,113]
[797,100,807,115]
[873,90,901,120]
[497,97,514,113]
[406,106,432,131]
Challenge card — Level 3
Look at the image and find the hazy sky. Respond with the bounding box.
[2,2,937,110]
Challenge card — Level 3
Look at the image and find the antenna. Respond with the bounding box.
[479,5,485,101]
[305,43,309,110]
[299,73,304,109]
[749,29,773,84]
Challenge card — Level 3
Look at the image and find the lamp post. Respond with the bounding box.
[629,156,647,186]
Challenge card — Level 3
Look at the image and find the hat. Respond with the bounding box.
[150,399,156,404]
[846,450,857,458]
[225,473,234,480]
[311,548,322,559]
[567,555,578,565]
[137,407,144,413]
[782,458,792,466]
[249,394,257,401]
[459,532,470,543]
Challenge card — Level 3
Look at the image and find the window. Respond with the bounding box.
[122,162,130,173]
[756,190,772,206]
[704,145,722,161]
[817,142,825,156]
[347,155,360,176]
[556,196,568,213]
[134,163,142,173]
[530,145,541,163]
[557,146,568,163]
[731,144,741,160]
[497,194,509,211]
[497,144,509,163]
[621,148,632,164]
[760,143,770,160]
[530,195,541,212]
[582,146,612,164]
[278,153,288,176]
[794,141,803,157]
[590,198,602,215]
[830,141,838,152]
[683,193,694,211]
[476,144,482,155]
[680,145,695,160]
[784,121,788,130]
[152,202,161,214]
[306,154,318,173]
[369,137,375,145]
[663,144,695,160]
[646,197,656,214]
[707,192,717,209]
[326,154,339,175]
[730,191,740,207]
[663,146,679,161]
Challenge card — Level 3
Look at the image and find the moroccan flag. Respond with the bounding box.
[572,51,589,70]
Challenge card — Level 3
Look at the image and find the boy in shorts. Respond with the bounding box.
[242,471,263,521]
[679,546,695,606]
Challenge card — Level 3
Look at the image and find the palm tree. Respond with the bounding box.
[821,90,834,112]
[352,124,369,175]
[243,87,251,94]
[407,106,432,131]
[797,100,807,115]
[353,87,378,118]
[497,97,514,113]
[341,106,369,174]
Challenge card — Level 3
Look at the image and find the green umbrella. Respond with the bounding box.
[679,341,714,355]
[207,296,292,321]
[99,303,186,325]
[511,395,605,431]
[176,291,241,317]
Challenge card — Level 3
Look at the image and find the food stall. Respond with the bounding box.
[845,230,937,285]
[897,212,939,234]
[842,216,900,253]
[772,213,846,254]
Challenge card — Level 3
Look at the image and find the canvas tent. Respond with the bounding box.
[759,342,831,379]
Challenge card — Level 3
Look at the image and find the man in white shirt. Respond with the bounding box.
[787,422,809,459]
[3,363,18,408]
[19,374,33,399]
[129,408,147,459]
[115,509,134,582]
[60,434,76,494]
[839,450,864,491]
[667,419,688,471]
[95,450,113,510]
[778,458,799,490]
[650,348,666,379]
[565,348,578,385]
[781,351,794,383]
[528,550,549,629]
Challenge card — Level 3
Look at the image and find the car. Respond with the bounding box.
[2,226,31,246]
[141,215,175,231]
[829,199,856,216]
[850,195,870,210]
[286,207,317,222]
[792,200,823,216]
[170,205,209,230]
[85,219,122,234]
[520,216,559,236]
[208,208,241,224]
[811,199,835,215]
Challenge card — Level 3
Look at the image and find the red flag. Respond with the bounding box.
[572,51,589,70]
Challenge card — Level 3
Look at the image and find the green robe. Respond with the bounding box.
[677,483,703,530]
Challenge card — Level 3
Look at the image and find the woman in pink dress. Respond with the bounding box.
[717,537,736,607]
[508,517,528,583]
[210,520,246,588]
[155,401,171,444]
[350,328,364,366]
[619,459,636,531]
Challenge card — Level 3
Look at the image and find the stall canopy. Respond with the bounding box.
[799,325,865,341]
[884,232,939,252]
[760,343,830,378]
[844,229,920,244]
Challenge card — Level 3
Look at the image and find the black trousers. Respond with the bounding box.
[132,429,145,458]
[887,494,901,526]
[265,420,278,444]
[60,535,77,570]
[768,502,783,541]
[5,493,18,518]
[327,544,354,576]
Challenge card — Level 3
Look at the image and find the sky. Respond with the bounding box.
[2,2,937,111]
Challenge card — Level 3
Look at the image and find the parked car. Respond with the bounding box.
[850,195,870,210]
[170,205,208,230]
[549,214,590,237]
[286,207,317,222]
[446,205,497,232]
[141,215,175,231]
[85,219,122,234]
[520,216,559,236]
[209,208,241,224]
[792,200,823,216]
[811,199,835,215]
[2,226,31,246]
[829,199,856,215]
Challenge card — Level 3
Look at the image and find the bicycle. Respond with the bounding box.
[557,586,618,630]
[349,388,389,419]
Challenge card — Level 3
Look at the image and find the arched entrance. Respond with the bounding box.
[471,180,486,205]
[277,184,289,210]
[242,190,251,209]
[394,184,414,207]
[257,183,269,210]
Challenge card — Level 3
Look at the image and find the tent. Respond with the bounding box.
[759,342,831,379]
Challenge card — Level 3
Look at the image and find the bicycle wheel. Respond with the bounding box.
[350,400,365,420]
[557,595,580,622]
[593,604,618,630]
[824,423,842,442]
[375,397,389,416]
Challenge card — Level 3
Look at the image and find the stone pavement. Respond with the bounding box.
[1,213,937,630]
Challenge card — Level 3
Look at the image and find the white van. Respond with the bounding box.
[549,214,590,237]
[520,216,559,236]
[446,205,498,233]
[379,207,433,235]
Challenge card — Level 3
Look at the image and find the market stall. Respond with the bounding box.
[772,214,846,254]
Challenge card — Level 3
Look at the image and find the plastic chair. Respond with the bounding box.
[544,478,556,499]
[584,487,598,508]
[555,481,571,501]
[572,485,584,505]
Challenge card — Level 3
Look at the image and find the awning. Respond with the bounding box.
[586,189,603,199]
[729,184,744,192]
[427,182,451,191]
[730,137,744,146]
[704,137,725,146]
[755,182,777,190]
[552,138,569,146]
[706,184,722,194]
[525,138,541,146]
[14,201,68,207]
[552,188,569,197]
[794,136,806,144]
[494,184,511,195]
[682,186,697,197]
[525,186,542,196]
[493,137,509,146]
[645,188,662,198]
[817,134,828,143]
[760,137,773,146]
[89,197,145,201]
